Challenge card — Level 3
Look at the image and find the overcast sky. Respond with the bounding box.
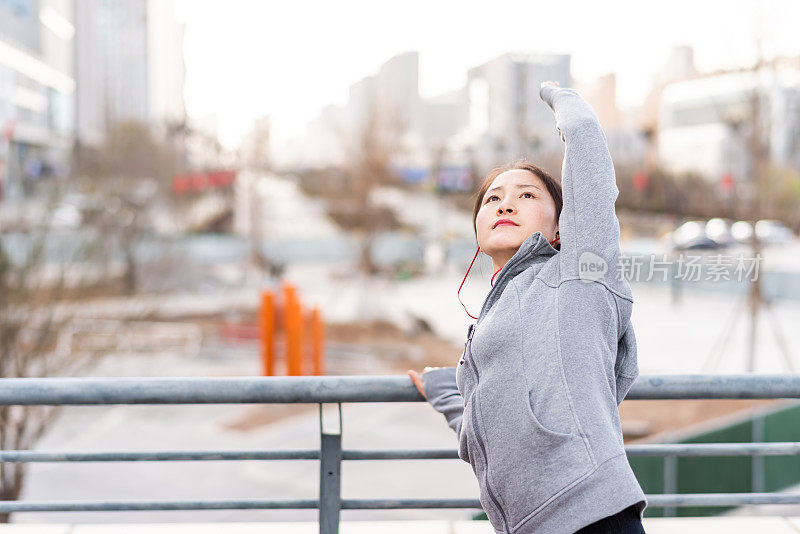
[177,0,800,148]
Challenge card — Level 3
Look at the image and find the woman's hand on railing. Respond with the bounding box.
[407,367,445,400]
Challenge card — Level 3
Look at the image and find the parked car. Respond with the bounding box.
[731,219,794,245]
[705,218,736,246]
[755,219,793,244]
[670,218,794,251]
[670,220,726,250]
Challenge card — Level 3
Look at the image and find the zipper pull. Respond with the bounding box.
[461,324,475,366]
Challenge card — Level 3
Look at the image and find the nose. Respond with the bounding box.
[496,198,515,215]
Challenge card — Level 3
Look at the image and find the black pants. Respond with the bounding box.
[574,503,646,534]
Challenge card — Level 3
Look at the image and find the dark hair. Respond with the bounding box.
[471,159,563,250]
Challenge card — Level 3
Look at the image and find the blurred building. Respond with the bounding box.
[577,73,646,168]
[0,0,75,200]
[422,88,468,151]
[280,51,468,178]
[185,114,224,170]
[374,51,421,151]
[577,73,619,131]
[239,115,272,170]
[466,53,572,174]
[665,45,697,83]
[639,46,700,133]
[344,52,426,174]
[657,67,800,181]
[345,74,376,150]
[74,0,185,148]
[296,51,579,185]
[415,89,470,192]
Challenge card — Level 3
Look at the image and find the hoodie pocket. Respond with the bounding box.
[482,386,594,531]
[526,347,583,438]
[527,390,577,439]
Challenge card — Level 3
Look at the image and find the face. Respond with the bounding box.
[475,169,559,268]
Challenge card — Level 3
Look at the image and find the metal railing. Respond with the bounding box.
[2,374,800,532]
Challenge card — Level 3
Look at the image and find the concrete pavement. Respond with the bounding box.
[5,517,800,533]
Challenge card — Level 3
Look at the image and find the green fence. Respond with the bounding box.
[631,399,800,517]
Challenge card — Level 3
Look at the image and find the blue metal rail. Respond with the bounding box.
[1,374,800,533]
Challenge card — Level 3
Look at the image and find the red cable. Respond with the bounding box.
[458,235,560,320]
[457,246,482,320]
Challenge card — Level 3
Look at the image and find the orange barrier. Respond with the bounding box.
[285,284,301,376]
[259,283,325,376]
[312,307,324,375]
[259,291,275,376]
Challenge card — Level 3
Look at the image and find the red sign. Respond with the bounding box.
[719,172,735,193]
[633,171,649,192]
[3,120,15,141]
[172,170,236,195]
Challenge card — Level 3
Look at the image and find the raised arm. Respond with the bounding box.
[539,83,629,296]
[421,367,464,438]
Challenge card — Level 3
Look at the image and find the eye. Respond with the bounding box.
[522,192,535,199]
[484,194,500,203]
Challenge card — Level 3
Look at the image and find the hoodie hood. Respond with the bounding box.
[478,231,559,323]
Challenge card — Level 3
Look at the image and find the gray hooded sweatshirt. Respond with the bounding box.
[422,84,647,534]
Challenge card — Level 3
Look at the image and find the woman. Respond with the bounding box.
[408,82,647,534]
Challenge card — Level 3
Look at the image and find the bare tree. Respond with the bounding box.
[0,191,100,522]
[0,120,189,518]
[349,102,398,276]
[75,121,184,295]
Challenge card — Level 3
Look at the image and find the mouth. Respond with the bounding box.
[493,219,519,229]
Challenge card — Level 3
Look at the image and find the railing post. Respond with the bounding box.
[663,454,677,517]
[319,403,342,534]
[752,415,765,493]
